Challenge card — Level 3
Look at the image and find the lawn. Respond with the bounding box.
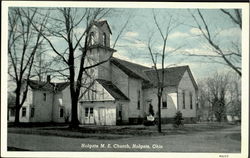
[8,122,241,152]
[8,122,239,139]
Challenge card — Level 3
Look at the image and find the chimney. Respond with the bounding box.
[47,75,51,83]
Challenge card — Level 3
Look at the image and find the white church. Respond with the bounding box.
[8,20,198,125]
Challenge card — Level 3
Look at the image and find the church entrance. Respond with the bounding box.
[84,107,94,124]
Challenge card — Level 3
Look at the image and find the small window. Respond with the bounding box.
[190,92,193,109]
[162,101,167,108]
[31,108,35,117]
[43,93,46,101]
[90,107,94,116]
[162,93,167,108]
[102,33,106,46]
[22,107,26,117]
[60,108,64,118]
[85,108,89,117]
[182,91,185,109]
[118,104,122,120]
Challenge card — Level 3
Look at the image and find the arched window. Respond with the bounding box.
[89,32,95,45]
[102,33,106,46]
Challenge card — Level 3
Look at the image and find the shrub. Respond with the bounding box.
[173,111,184,128]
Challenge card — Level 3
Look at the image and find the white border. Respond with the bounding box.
[1,1,249,158]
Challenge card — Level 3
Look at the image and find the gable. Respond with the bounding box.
[144,66,190,88]
[178,70,198,91]
[96,79,129,101]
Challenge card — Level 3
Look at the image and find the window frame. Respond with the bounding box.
[43,93,46,101]
[162,101,167,109]
[60,108,64,118]
[190,92,193,109]
[162,93,167,109]
[22,107,26,117]
[137,90,141,110]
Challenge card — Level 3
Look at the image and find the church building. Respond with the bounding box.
[8,20,198,125]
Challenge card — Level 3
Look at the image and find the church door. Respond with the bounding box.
[85,107,94,124]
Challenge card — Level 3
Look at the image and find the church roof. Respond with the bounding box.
[144,66,196,88]
[93,20,112,34]
[111,57,197,89]
[110,57,150,81]
[96,79,129,101]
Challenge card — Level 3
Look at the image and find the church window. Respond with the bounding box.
[60,108,64,118]
[183,91,185,109]
[102,33,106,46]
[43,93,46,101]
[162,93,167,108]
[90,32,95,45]
[137,90,141,110]
[190,92,193,109]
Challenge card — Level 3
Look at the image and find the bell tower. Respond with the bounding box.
[85,20,116,81]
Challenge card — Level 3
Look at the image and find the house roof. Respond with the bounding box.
[29,80,54,91]
[96,79,129,101]
[110,57,150,81]
[54,82,70,91]
[28,80,69,92]
[93,20,112,34]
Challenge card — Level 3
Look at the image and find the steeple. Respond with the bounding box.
[88,20,112,48]
[85,20,116,81]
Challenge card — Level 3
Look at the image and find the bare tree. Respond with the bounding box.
[147,10,181,132]
[29,8,128,128]
[197,80,211,121]
[189,9,242,76]
[8,8,48,124]
[203,72,230,122]
[226,72,241,120]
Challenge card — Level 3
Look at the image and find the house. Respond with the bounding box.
[8,20,198,125]
[8,77,71,123]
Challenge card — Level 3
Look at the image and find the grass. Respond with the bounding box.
[8,122,239,139]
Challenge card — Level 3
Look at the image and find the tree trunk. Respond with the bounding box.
[157,94,162,133]
[14,88,21,124]
[70,97,79,128]
[69,86,79,128]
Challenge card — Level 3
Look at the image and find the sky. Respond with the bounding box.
[103,8,241,81]
[8,7,242,86]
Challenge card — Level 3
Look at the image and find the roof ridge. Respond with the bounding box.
[111,57,150,69]
[143,65,189,72]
